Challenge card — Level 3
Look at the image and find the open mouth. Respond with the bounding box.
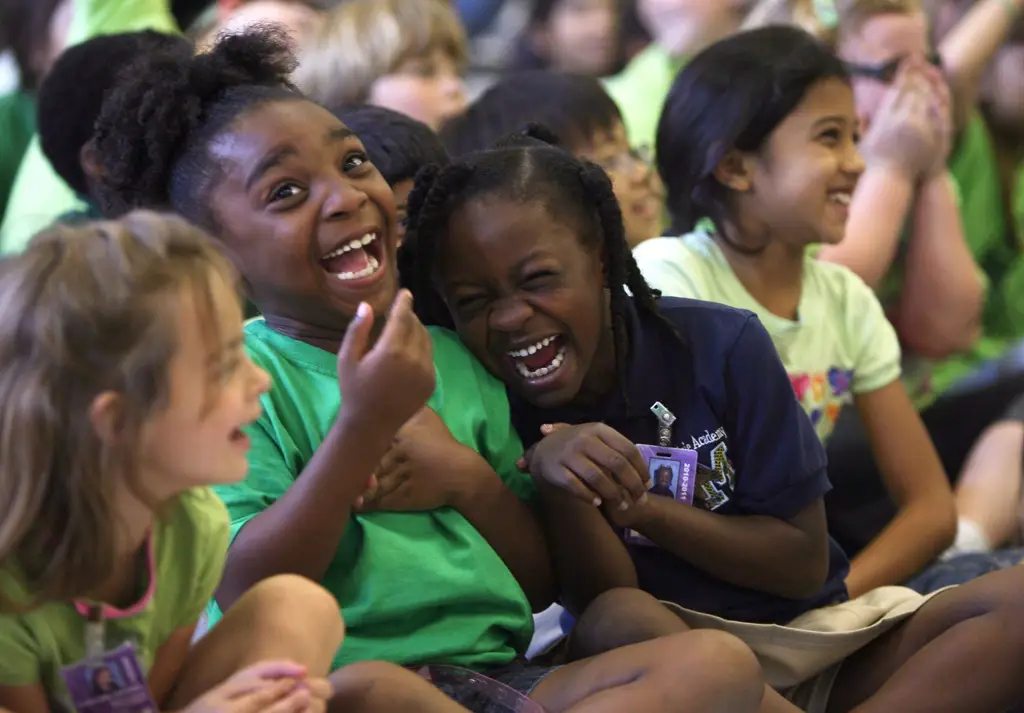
[506,335,568,381]
[827,191,852,207]
[319,231,386,283]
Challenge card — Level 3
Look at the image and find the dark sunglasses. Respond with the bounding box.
[844,52,943,83]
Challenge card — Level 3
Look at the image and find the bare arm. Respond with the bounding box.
[216,415,392,610]
[845,383,956,598]
[624,499,830,599]
[940,0,1024,132]
[817,166,916,288]
[450,459,555,610]
[893,172,984,358]
[0,686,49,713]
[537,482,638,616]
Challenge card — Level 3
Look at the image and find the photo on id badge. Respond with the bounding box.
[61,643,157,713]
[626,444,698,545]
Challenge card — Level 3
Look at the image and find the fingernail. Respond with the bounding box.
[541,424,553,433]
[356,302,370,318]
[646,479,654,489]
[618,501,630,511]
[592,497,602,507]
[639,493,649,504]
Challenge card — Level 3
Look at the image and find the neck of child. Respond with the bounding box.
[717,222,805,321]
[88,486,156,606]
[264,312,386,355]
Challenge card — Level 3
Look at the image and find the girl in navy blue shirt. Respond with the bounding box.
[401,100,1024,713]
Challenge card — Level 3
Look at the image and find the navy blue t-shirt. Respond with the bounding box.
[510,297,850,625]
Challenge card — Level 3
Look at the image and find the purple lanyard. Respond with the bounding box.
[415,665,547,713]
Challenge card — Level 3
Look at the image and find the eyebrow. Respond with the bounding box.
[811,115,850,129]
[206,336,244,369]
[244,128,358,191]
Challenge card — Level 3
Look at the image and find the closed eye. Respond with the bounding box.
[522,271,558,288]
[817,128,841,145]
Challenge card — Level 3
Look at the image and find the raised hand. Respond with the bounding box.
[336,290,435,442]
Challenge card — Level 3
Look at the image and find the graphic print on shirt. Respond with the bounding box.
[789,367,853,434]
[685,427,735,511]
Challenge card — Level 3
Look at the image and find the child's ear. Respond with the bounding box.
[89,391,125,445]
[712,148,753,192]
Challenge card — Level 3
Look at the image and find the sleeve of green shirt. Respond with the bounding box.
[0,612,41,684]
[214,417,297,544]
[0,0,180,254]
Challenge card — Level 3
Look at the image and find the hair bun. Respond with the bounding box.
[490,122,562,151]
[190,24,297,102]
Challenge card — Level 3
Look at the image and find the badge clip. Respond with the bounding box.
[650,402,676,447]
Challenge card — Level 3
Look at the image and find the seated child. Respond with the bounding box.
[633,21,959,595]
[0,210,346,713]
[399,30,1024,713]
[87,26,766,713]
[294,0,469,131]
[441,70,664,248]
[334,105,449,245]
[36,29,190,225]
[511,0,625,77]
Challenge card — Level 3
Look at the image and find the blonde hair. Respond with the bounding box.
[294,0,468,111]
[744,0,922,45]
[0,211,237,610]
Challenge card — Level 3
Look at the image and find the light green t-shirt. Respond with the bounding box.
[0,0,178,254]
[603,44,686,151]
[635,232,901,442]
[207,320,535,671]
[0,489,229,709]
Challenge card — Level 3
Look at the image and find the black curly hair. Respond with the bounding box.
[89,25,302,227]
[439,70,623,159]
[334,105,449,187]
[37,30,189,199]
[401,124,676,396]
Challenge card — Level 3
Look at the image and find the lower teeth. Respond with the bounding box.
[336,254,379,281]
[516,347,566,379]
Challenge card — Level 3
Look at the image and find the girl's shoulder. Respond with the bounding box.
[161,488,230,563]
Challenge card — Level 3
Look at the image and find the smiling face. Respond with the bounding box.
[368,48,468,131]
[539,0,620,76]
[438,195,616,409]
[837,10,931,123]
[136,270,270,496]
[207,99,399,337]
[730,77,864,247]
[577,122,665,247]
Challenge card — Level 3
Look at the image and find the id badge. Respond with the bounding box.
[61,643,158,713]
[415,665,545,713]
[625,444,698,546]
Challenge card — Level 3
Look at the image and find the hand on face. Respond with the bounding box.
[337,290,436,443]
[358,406,486,512]
[858,57,948,181]
[521,422,651,511]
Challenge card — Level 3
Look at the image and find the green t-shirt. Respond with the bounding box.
[635,232,901,443]
[0,0,178,253]
[206,320,535,671]
[603,44,687,151]
[0,489,229,708]
[0,92,36,220]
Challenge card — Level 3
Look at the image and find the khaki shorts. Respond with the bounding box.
[663,586,951,713]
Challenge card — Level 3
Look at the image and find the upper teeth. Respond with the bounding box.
[508,336,557,358]
[322,233,377,260]
[830,193,851,205]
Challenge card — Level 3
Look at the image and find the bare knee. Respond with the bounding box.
[570,588,689,659]
[653,631,764,710]
[240,575,344,654]
[327,661,440,712]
